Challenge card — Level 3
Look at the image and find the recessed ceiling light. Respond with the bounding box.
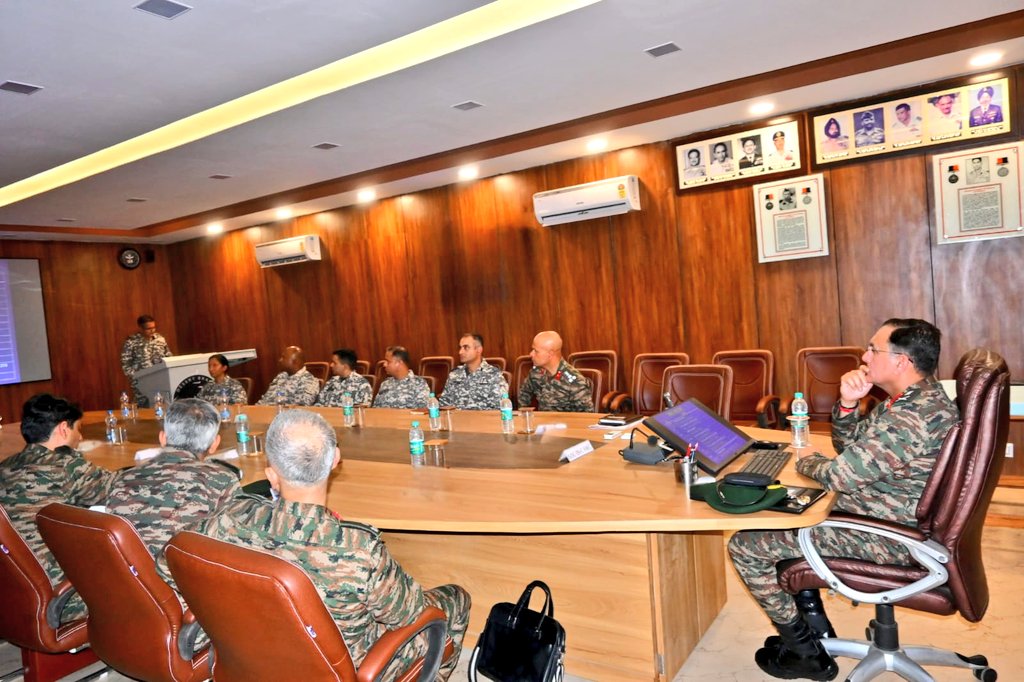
[134,0,192,20]
[206,223,223,234]
[644,42,680,58]
[357,189,376,203]
[586,138,608,153]
[452,100,484,111]
[208,174,232,180]
[969,51,1003,68]
[0,80,43,95]
[749,101,775,116]
[458,165,479,181]
[312,142,340,150]
[275,208,293,220]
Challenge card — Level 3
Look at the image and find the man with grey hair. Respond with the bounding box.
[106,398,242,559]
[176,409,470,680]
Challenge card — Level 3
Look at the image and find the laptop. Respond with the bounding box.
[643,398,756,475]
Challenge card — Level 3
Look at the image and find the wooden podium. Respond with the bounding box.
[135,348,257,403]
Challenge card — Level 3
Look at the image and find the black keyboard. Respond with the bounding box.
[739,448,792,480]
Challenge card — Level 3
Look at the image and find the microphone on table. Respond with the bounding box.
[620,430,669,465]
[662,391,675,408]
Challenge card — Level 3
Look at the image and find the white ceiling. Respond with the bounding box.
[1,0,1022,243]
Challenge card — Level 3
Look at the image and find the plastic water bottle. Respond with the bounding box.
[105,410,118,442]
[341,392,355,427]
[409,421,425,467]
[153,392,166,421]
[499,393,515,434]
[235,412,251,456]
[119,391,131,419]
[790,392,810,448]
[275,390,286,413]
[216,387,231,422]
[427,393,441,431]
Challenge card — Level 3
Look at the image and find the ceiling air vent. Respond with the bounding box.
[452,100,483,111]
[312,142,340,150]
[0,81,43,95]
[645,42,681,58]
[134,0,192,20]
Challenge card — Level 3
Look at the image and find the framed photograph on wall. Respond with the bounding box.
[673,116,804,192]
[932,141,1024,245]
[753,173,829,263]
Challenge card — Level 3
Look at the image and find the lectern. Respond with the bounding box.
[135,349,257,403]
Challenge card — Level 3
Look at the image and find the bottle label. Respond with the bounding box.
[237,432,250,443]
[155,407,164,419]
[500,407,513,422]
[343,405,354,417]
[410,439,425,455]
[428,406,440,419]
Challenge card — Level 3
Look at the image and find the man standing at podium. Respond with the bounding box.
[120,314,172,407]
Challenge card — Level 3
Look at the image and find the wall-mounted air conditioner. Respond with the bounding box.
[532,175,641,226]
[254,235,322,268]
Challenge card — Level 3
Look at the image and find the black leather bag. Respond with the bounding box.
[469,580,566,682]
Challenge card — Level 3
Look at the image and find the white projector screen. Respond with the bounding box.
[0,259,53,385]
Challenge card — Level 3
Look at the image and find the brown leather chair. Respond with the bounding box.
[777,348,1009,681]
[363,373,378,401]
[304,361,331,386]
[0,505,100,682]
[780,346,867,431]
[234,376,253,403]
[35,503,210,682]
[355,360,371,376]
[661,364,734,419]
[484,356,507,371]
[374,359,388,390]
[501,370,513,396]
[165,531,449,682]
[574,367,602,412]
[513,354,533,402]
[606,353,689,415]
[568,350,619,393]
[712,349,779,428]
[418,356,454,396]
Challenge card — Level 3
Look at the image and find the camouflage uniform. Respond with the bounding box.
[256,368,321,406]
[315,373,373,407]
[517,358,593,412]
[0,443,118,621]
[159,495,470,680]
[105,449,242,559]
[373,372,430,409]
[196,376,248,405]
[439,360,508,410]
[120,331,172,407]
[728,378,957,623]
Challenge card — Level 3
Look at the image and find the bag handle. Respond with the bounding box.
[511,580,555,634]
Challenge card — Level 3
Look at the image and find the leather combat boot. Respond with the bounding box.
[764,589,836,647]
[755,616,838,681]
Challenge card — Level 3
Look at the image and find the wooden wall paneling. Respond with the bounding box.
[830,155,936,353]
[674,183,760,364]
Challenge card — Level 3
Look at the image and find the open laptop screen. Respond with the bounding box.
[643,398,754,474]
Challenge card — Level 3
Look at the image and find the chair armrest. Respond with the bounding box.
[46,579,78,629]
[598,390,624,412]
[778,395,792,421]
[607,392,632,414]
[755,394,781,429]
[797,516,949,606]
[357,606,447,682]
[858,395,878,417]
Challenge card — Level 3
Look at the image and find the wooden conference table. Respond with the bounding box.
[68,406,832,682]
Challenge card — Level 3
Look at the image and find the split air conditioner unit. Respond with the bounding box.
[532,175,641,226]
[254,235,322,268]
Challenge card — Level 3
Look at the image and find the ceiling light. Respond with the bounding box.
[452,100,484,111]
[206,223,223,234]
[134,0,192,20]
[357,189,376,203]
[969,51,1003,68]
[644,42,681,58]
[586,138,608,153]
[0,80,43,95]
[0,0,598,210]
[275,208,293,220]
[312,142,340,150]
[458,165,479,181]
[749,101,775,116]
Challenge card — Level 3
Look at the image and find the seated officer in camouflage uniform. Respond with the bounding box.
[106,398,242,559]
[517,331,593,412]
[315,348,373,407]
[256,345,321,407]
[372,346,430,409]
[728,319,958,681]
[120,313,172,407]
[163,409,471,680]
[1,393,119,622]
[196,353,248,405]
[439,333,508,410]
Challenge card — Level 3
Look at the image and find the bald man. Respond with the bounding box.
[517,331,593,412]
[256,345,321,406]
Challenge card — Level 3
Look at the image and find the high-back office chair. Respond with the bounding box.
[779,346,866,430]
[363,373,378,402]
[303,362,330,386]
[513,355,533,400]
[661,364,734,419]
[501,371,513,398]
[355,360,371,376]
[605,353,690,415]
[374,360,388,392]
[0,505,99,682]
[165,531,449,682]
[712,349,779,428]
[485,356,507,371]
[568,350,619,393]
[234,376,253,403]
[418,356,454,396]
[36,504,210,682]
[776,348,1009,681]
[574,367,602,412]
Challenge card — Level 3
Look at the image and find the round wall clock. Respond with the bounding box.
[118,247,142,270]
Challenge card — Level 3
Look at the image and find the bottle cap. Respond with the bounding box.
[795,392,803,398]
[412,421,420,427]
[429,392,435,397]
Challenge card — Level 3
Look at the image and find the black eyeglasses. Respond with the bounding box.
[866,344,904,356]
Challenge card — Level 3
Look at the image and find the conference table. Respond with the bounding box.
[59,407,832,681]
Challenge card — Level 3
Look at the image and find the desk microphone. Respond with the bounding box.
[662,391,675,408]
[620,432,668,465]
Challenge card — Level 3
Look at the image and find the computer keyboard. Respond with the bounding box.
[739,448,792,480]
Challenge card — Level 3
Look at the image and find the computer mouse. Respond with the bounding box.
[694,475,717,485]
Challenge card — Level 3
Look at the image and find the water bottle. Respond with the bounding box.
[105,410,118,442]
[119,391,131,419]
[409,421,425,467]
[235,412,251,456]
[275,390,286,413]
[427,393,441,431]
[499,393,515,434]
[341,392,355,427]
[217,387,231,422]
[153,392,166,421]
[790,392,810,448]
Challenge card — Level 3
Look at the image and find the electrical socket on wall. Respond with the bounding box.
[1006,443,1014,459]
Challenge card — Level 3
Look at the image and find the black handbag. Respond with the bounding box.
[469,580,566,682]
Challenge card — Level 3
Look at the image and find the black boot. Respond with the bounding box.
[764,589,836,647]
[755,616,838,681]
